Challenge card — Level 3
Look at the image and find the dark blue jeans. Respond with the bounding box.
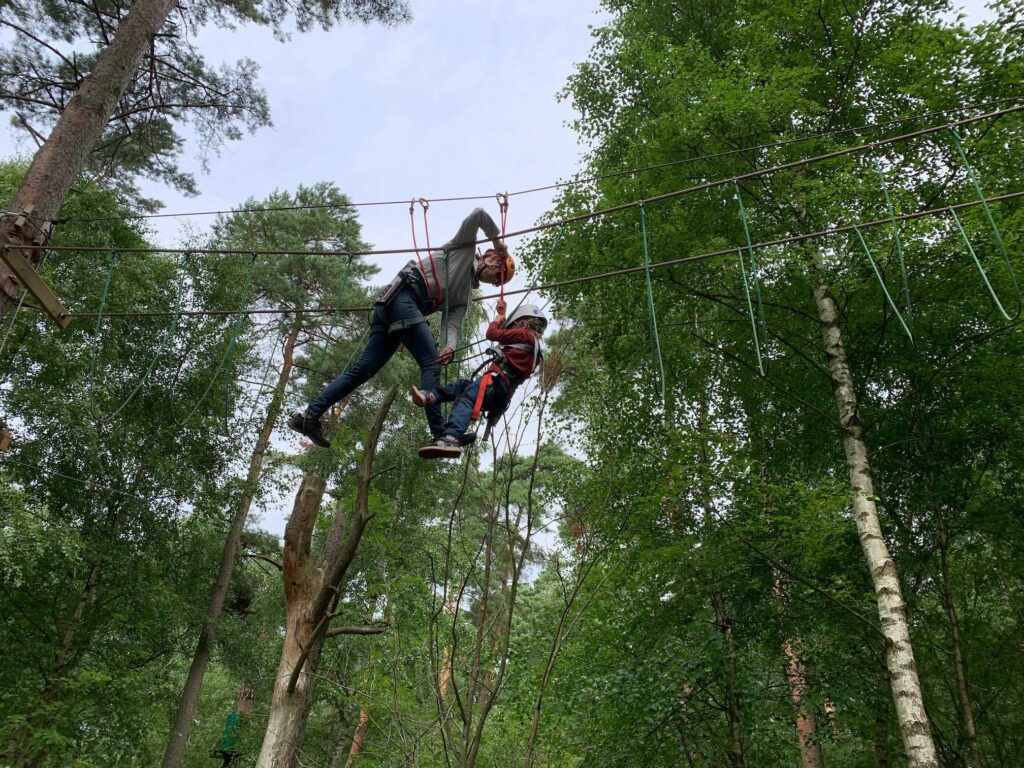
[308,282,444,435]
[436,375,511,439]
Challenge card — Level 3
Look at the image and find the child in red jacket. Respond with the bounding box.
[411,300,547,459]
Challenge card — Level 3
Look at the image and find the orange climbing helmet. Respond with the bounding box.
[483,248,515,283]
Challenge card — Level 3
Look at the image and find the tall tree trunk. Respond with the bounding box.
[808,260,938,768]
[256,387,397,768]
[342,709,370,768]
[256,471,327,768]
[0,0,178,316]
[710,588,745,768]
[937,519,982,768]
[161,321,302,768]
[784,641,825,768]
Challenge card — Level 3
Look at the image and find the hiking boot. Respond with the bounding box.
[409,386,438,408]
[418,435,463,460]
[287,411,331,448]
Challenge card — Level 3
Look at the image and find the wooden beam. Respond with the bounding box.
[0,232,70,328]
[0,425,11,452]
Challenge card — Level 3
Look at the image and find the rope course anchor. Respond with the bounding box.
[851,226,916,346]
[734,182,768,376]
[638,204,667,400]
[948,128,1022,320]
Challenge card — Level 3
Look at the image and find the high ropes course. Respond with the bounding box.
[2,96,1023,434]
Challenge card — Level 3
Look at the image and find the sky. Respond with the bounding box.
[0,0,1001,535]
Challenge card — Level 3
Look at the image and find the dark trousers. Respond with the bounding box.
[308,282,444,435]
[435,375,511,439]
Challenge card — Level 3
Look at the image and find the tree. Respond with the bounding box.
[161,183,374,768]
[0,0,409,319]
[0,161,260,766]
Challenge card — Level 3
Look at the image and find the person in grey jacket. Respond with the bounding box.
[289,207,514,447]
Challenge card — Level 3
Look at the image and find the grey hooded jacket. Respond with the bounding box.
[402,207,500,349]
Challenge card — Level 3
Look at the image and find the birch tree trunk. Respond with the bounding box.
[0,0,178,315]
[808,261,938,768]
[162,321,302,768]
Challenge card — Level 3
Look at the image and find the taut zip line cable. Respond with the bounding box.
[54,95,1024,225]
[51,188,1024,321]
[25,102,1024,262]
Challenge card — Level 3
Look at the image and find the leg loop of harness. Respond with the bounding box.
[470,371,494,422]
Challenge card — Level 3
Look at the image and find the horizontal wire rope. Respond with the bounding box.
[24,103,1024,263]
[56,94,1024,224]
[50,188,1024,320]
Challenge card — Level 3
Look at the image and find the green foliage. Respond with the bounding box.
[0,0,409,196]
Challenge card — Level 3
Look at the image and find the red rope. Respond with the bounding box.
[408,198,442,308]
[496,192,509,301]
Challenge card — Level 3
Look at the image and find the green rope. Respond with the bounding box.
[852,226,916,345]
[0,251,49,360]
[310,254,355,386]
[734,183,768,376]
[103,253,190,423]
[174,252,259,426]
[874,160,915,334]
[86,252,118,394]
[638,204,666,401]
[949,129,1021,317]
[950,208,1015,321]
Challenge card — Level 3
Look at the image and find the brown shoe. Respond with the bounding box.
[418,435,462,459]
[409,386,438,408]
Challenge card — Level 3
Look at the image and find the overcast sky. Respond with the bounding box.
[0,0,999,535]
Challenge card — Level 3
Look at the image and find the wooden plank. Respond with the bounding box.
[0,231,70,328]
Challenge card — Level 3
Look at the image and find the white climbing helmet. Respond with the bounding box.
[506,303,548,331]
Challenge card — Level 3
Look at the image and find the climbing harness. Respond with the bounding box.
[464,328,544,443]
[409,197,443,310]
[874,160,915,335]
[734,183,768,376]
[638,204,667,400]
[948,129,1021,320]
[851,226,916,345]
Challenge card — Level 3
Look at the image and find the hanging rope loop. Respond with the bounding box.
[409,197,442,309]
[733,182,768,376]
[852,225,916,345]
[638,203,666,402]
[948,129,1021,319]
[873,160,916,336]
